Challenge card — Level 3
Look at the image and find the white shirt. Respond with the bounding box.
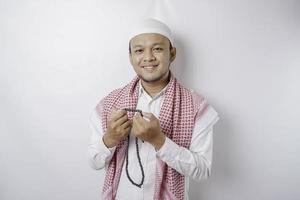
[88,82,219,200]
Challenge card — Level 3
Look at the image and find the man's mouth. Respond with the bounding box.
[141,65,158,72]
[141,64,158,69]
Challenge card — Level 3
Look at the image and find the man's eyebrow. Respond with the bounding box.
[132,43,166,48]
[132,44,143,49]
[152,42,165,46]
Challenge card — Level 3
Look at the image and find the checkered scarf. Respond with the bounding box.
[96,73,208,200]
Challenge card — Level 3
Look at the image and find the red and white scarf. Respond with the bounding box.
[96,72,208,200]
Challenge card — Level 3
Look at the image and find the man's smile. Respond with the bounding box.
[141,64,159,72]
[141,64,159,68]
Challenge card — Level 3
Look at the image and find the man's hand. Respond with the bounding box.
[131,112,166,150]
[103,109,132,148]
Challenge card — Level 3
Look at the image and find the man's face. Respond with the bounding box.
[129,33,176,84]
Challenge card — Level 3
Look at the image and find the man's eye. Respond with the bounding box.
[153,47,163,52]
[135,49,143,53]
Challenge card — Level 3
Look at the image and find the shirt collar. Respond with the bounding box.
[138,80,169,100]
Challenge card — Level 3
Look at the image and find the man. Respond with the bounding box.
[88,18,219,200]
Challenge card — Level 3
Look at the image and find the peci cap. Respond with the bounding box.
[128,18,174,46]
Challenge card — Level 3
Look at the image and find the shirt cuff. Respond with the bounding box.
[156,137,181,163]
[95,136,116,156]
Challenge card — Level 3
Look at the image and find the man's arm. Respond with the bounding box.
[156,105,219,181]
[87,109,116,170]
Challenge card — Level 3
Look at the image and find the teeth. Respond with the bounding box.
[143,65,157,68]
[143,65,156,71]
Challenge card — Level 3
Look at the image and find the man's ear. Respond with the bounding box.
[170,47,176,63]
[129,53,133,66]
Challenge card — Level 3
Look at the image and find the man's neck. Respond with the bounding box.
[141,72,170,98]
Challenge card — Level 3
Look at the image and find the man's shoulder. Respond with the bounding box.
[187,89,208,116]
[176,79,205,100]
[98,87,123,106]
[103,77,138,100]
[189,89,206,102]
[174,79,207,108]
[106,87,123,98]
[178,83,206,104]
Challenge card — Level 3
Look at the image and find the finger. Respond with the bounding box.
[111,107,118,115]
[121,119,132,130]
[110,109,127,121]
[134,112,145,124]
[141,112,154,121]
[123,126,131,136]
[134,112,150,123]
[115,109,127,116]
[132,115,144,133]
[115,114,129,126]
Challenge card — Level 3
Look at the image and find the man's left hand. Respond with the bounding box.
[131,112,166,150]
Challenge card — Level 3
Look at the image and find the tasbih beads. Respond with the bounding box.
[124,108,145,188]
[123,108,143,117]
[125,135,145,188]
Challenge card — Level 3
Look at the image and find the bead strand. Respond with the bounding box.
[125,135,145,188]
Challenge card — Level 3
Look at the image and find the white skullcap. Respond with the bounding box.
[129,18,174,45]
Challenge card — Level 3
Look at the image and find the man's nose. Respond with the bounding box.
[143,50,155,62]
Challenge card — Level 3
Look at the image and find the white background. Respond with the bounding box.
[1,0,299,199]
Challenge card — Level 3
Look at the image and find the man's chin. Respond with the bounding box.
[138,71,170,83]
[139,75,162,83]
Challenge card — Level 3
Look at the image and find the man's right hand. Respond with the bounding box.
[102,108,132,148]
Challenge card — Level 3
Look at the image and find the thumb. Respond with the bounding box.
[112,107,118,112]
[141,112,154,121]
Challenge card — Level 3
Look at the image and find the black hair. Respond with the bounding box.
[129,41,174,54]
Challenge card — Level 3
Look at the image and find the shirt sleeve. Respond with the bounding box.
[87,107,116,170]
[156,105,219,181]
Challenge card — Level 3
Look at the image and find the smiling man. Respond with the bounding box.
[88,18,219,200]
